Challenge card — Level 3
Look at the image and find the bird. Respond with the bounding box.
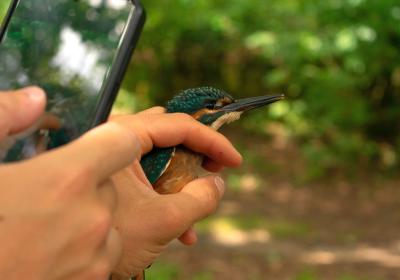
[140,87,284,195]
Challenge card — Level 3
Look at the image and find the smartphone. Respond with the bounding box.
[0,0,145,162]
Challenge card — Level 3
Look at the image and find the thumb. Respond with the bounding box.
[166,176,225,229]
[0,86,46,139]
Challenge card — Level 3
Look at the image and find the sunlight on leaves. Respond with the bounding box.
[268,100,290,118]
[0,1,10,21]
[198,215,312,245]
[356,25,376,42]
[113,88,138,114]
[392,7,400,20]
[227,173,261,193]
[245,30,277,57]
[300,32,323,52]
[335,29,357,52]
[208,218,271,246]
[245,31,276,49]
[347,0,364,7]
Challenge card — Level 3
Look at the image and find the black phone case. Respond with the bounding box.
[0,0,146,131]
[91,0,146,126]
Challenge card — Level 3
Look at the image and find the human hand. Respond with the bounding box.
[0,87,140,280]
[0,87,46,139]
[0,87,62,160]
[109,108,242,279]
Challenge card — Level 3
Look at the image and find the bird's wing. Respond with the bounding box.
[0,137,16,162]
[140,146,175,184]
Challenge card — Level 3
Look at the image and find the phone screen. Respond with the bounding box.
[0,0,139,162]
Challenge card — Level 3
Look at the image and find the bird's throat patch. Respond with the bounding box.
[211,112,243,130]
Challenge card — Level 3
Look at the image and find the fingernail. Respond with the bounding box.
[230,148,242,166]
[236,151,243,164]
[25,87,45,102]
[214,176,225,197]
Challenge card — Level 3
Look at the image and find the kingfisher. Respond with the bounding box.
[140,87,284,195]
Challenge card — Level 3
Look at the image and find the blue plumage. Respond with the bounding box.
[140,147,174,184]
[141,87,231,184]
[139,87,284,189]
[166,87,232,114]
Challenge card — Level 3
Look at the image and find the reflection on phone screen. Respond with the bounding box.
[0,0,136,162]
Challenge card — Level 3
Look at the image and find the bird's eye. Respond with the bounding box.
[205,103,215,110]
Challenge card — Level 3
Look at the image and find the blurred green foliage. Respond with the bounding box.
[146,261,179,280]
[146,261,383,280]
[295,270,383,280]
[197,215,311,240]
[1,0,399,177]
[120,0,400,177]
[0,2,9,21]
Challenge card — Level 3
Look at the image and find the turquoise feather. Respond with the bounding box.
[140,87,230,184]
[140,147,174,184]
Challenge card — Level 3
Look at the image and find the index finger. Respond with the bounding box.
[114,113,242,168]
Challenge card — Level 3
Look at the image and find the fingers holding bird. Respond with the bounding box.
[108,88,283,278]
[111,112,242,169]
[178,226,198,246]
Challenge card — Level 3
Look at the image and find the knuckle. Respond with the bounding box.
[55,164,96,194]
[174,112,193,122]
[71,163,95,181]
[107,123,138,151]
[88,207,112,239]
[75,206,112,249]
[152,106,165,112]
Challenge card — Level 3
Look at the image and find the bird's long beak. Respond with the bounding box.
[221,94,285,112]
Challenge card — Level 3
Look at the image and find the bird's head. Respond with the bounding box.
[166,87,284,130]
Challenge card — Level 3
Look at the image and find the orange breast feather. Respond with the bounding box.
[153,147,203,194]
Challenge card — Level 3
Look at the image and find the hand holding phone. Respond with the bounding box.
[0,120,142,280]
[0,0,145,162]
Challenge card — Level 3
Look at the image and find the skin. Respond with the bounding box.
[109,110,242,279]
[0,88,242,280]
[0,87,128,280]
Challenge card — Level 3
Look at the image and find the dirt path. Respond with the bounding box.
[152,180,400,280]
[148,129,400,280]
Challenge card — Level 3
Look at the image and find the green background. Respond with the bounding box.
[1,0,399,176]
[1,1,400,279]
